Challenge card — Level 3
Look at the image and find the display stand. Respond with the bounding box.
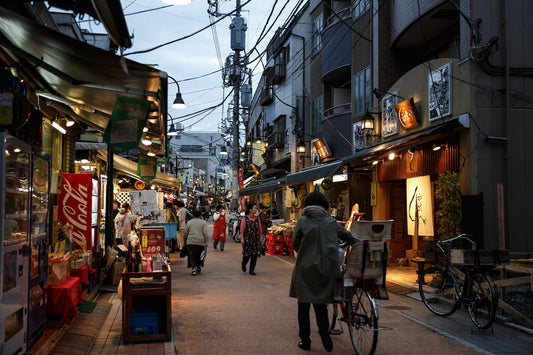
[121,271,171,343]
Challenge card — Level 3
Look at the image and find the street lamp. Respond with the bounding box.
[168,75,186,109]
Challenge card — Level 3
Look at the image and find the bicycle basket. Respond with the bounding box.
[346,241,388,280]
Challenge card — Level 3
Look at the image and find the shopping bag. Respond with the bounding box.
[200,246,207,267]
[180,246,187,258]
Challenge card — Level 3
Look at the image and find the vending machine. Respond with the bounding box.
[0,133,31,355]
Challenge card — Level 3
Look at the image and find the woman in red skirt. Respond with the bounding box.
[212,205,227,251]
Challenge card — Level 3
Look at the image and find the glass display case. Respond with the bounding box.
[0,133,31,355]
[28,152,50,349]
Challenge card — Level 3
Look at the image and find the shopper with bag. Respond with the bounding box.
[212,205,227,251]
[184,207,209,276]
[240,202,262,275]
[289,192,357,352]
[259,204,271,256]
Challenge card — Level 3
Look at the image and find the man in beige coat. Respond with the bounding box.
[183,208,209,276]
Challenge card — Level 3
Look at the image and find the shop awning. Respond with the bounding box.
[284,161,344,185]
[96,151,180,190]
[239,177,287,196]
[0,6,167,156]
[342,115,467,167]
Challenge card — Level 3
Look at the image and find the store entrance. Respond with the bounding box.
[388,181,408,261]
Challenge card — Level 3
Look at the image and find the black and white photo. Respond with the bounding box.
[428,62,452,121]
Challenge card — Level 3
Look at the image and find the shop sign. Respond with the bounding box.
[406,175,434,236]
[295,184,308,199]
[140,227,165,257]
[370,182,377,206]
[113,184,120,194]
[135,180,146,190]
[260,193,271,207]
[381,92,399,137]
[103,97,151,152]
[395,98,419,129]
[137,154,156,181]
[58,174,93,250]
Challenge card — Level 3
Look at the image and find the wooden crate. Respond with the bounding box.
[451,249,510,266]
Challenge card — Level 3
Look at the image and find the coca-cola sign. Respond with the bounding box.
[58,174,92,250]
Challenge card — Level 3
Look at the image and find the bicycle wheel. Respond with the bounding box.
[348,288,378,355]
[419,266,460,316]
[328,303,342,335]
[467,273,498,329]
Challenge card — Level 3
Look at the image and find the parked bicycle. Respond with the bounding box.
[227,212,241,243]
[417,234,499,330]
[328,241,388,354]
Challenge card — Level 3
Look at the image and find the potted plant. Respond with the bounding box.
[434,171,462,240]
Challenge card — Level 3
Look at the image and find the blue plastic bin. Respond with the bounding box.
[145,223,177,240]
[130,310,159,335]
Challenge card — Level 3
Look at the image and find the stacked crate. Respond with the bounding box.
[284,233,294,256]
[266,232,284,255]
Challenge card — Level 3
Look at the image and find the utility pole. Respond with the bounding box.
[209,0,248,210]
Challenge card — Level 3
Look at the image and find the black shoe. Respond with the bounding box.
[214,245,217,250]
[220,248,224,251]
[319,331,333,352]
[242,262,246,272]
[249,271,256,275]
[298,341,310,351]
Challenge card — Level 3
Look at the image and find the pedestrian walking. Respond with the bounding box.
[212,205,227,251]
[289,191,358,352]
[183,208,209,276]
[175,200,192,251]
[259,204,271,255]
[240,202,262,275]
[165,201,178,223]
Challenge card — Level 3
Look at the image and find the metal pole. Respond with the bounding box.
[105,143,114,248]
[231,0,242,211]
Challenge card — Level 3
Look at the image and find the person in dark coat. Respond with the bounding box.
[289,191,358,352]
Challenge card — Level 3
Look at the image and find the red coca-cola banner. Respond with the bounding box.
[58,173,92,250]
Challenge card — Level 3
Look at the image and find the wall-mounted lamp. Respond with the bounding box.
[246,140,251,146]
[373,88,406,101]
[254,137,263,144]
[372,159,382,165]
[297,141,306,153]
[220,146,228,156]
[432,143,447,151]
[168,75,186,109]
[51,118,66,134]
[388,152,402,160]
[362,111,381,137]
[167,123,178,136]
[141,135,153,146]
[65,118,75,127]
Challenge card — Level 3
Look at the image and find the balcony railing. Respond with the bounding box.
[323,103,351,118]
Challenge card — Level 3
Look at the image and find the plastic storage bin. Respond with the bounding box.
[130,310,159,336]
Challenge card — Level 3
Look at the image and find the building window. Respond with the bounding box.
[180,145,203,153]
[312,15,323,53]
[353,67,370,115]
[311,96,323,136]
[353,0,370,20]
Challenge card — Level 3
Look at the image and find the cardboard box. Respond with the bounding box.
[48,256,71,285]
[111,258,126,285]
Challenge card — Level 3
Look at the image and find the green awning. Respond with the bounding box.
[284,161,343,185]
[239,177,286,196]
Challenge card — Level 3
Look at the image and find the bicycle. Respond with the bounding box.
[328,241,387,354]
[417,234,499,330]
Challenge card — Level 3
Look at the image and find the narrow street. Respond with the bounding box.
[89,221,533,354]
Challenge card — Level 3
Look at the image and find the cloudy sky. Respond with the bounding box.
[98,0,304,134]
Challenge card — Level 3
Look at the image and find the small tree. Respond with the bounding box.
[435,171,462,239]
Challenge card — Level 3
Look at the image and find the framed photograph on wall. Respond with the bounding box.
[353,121,365,151]
[381,93,399,137]
[428,62,452,121]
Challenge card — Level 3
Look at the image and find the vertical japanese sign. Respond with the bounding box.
[103,97,151,152]
[58,173,92,250]
[237,168,245,210]
[137,154,157,181]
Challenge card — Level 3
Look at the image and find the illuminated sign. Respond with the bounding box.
[395,99,419,129]
[312,138,332,160]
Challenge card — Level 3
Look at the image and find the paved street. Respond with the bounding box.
[88,221,533,354]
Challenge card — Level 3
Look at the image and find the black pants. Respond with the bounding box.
[242,255,257,272]
[297,302,329,343]
[187,244,204,269]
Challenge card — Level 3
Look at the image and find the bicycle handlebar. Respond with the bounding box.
[437,233,476,253]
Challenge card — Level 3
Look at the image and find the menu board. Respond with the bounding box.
[139,226,165,257]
